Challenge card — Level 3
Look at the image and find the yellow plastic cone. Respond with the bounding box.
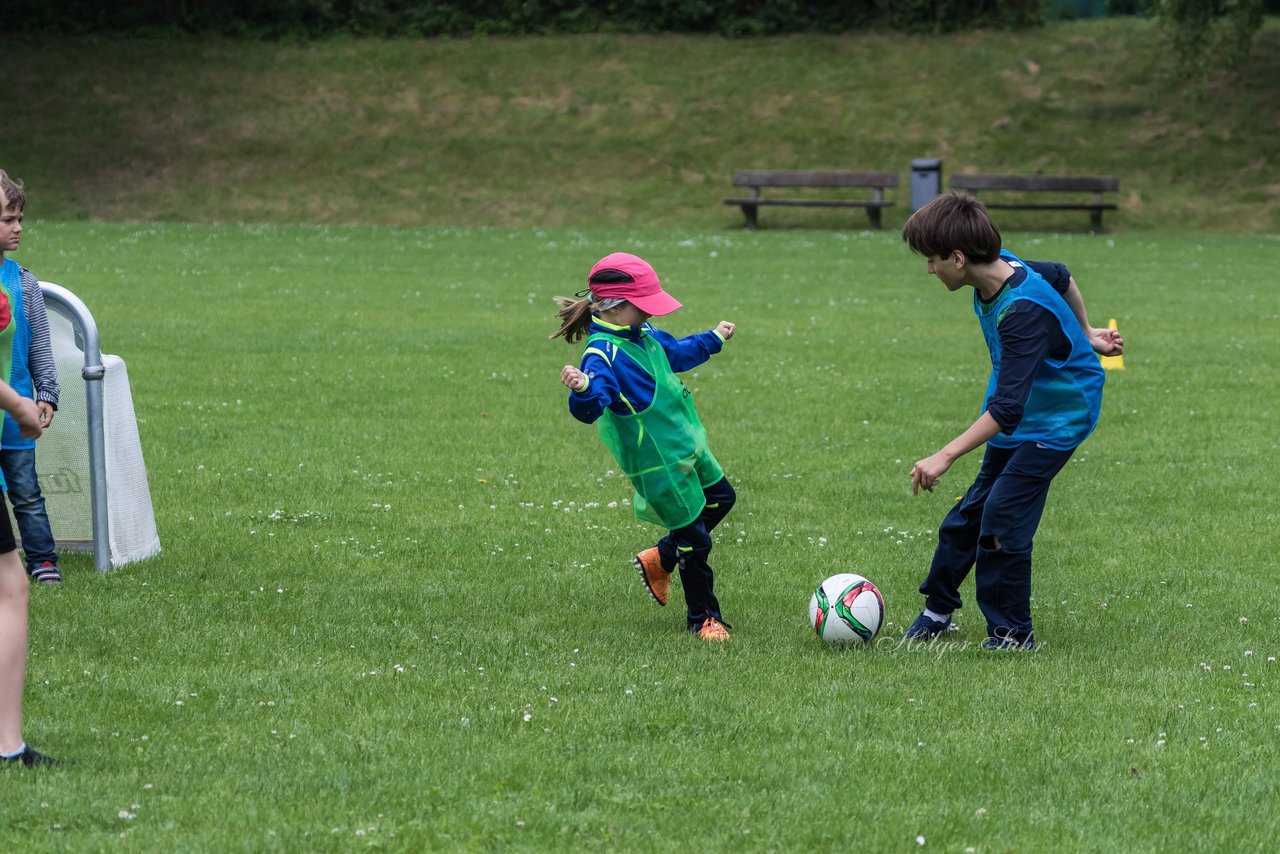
[1099,318,1124,371]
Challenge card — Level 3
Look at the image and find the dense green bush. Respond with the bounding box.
[10,0,1047,37]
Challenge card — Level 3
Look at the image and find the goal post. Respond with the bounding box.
[5,282,160,570]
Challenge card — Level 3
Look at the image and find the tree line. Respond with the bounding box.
[12,1,1269,74]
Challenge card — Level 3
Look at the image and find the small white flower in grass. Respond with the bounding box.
[523,712,533,722]
[1239,616,1248,623]
[916,836,926,846]
[119,810,136,820]
[1244,651,1253,657]
[1156,739,1166,747]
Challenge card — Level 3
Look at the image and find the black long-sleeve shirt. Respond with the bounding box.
[982,259,1073,434]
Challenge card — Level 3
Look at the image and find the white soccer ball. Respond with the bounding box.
[809,573,885,644]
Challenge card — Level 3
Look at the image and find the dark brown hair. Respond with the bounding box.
[902,191,1001,264]
[0,170,25,211]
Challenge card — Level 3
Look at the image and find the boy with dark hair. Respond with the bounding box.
[0,170,62,585]
[900,192,1123,650]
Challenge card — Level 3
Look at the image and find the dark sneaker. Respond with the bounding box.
[2,746,59,767]
[634,548,672,607]
[31,563,62,585]
[981,633,1037,651]
[904,612,951,641]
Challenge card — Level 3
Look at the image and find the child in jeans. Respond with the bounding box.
[0,171,61,585]
[0,178,57,767]
[901,193,1123,650]
[553,253,737,642]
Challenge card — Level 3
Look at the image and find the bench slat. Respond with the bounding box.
[722,198,894,209]
[732,170,899,189]
[978,202,1118,211]
[950,174,1119,193]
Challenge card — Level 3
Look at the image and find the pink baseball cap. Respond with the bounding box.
[588,252,683,316]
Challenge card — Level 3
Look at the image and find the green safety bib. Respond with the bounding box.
[585,331,723,531]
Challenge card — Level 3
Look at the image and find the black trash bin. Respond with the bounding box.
[910,158,943,212]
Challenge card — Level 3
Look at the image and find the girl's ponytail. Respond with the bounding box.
[549,295,594,343]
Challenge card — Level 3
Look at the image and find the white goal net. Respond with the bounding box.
[4,283,160,569]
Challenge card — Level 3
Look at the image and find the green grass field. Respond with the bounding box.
[2,222,1276,850]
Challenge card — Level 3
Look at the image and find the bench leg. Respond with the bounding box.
[867,207,882,230]
[740,204,758,229]
[1090,210,1103,233]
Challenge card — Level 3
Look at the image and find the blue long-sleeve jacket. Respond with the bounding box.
[568,318,724,424]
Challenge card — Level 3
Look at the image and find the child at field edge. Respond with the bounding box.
[0,180,58,768]
[0,171,63,585]
[901,192,1123,650]
[553,252,737,642]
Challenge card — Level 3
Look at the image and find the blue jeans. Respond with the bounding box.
[918,442,1073,641]
[0,449,58,570]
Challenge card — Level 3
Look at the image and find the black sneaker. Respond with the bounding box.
[981,633,1037,651]
[31,562,62,585]
[1,746,59,767]
[904,612,951,641]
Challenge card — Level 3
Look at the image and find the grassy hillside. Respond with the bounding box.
[6,17,1279,233]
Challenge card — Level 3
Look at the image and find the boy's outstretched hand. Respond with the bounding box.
[560,365,588,391]
[716,321,736,340]
[1088,326,1124,357]
[911,452,952,496]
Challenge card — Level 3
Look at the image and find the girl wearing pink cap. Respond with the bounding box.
[552,253,737,642]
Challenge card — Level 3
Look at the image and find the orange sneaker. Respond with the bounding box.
[634,548,671,606]
[696,617,731,642]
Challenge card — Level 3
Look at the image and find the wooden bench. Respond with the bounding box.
[723,170,898,230]
[948,173,1119,232]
